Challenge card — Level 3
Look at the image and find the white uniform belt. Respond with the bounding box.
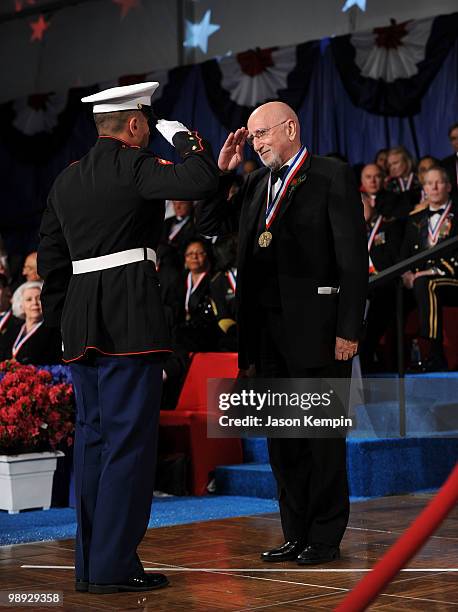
[72,248,156,274]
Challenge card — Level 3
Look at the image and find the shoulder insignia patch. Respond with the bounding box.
[156,157,173,165]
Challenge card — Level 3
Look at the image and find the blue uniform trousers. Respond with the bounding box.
[70,354,163,583]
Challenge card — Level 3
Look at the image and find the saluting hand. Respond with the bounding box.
[218,128,248,172]
[335,337,358,361]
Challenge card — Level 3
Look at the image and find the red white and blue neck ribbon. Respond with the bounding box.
[0,309,11,333]
[265,146,309,230]
[12,321,43,358]
[226,268,237,293]
[185,271,207,313]
[168,216,190,242]
[428,200,452,245]
[367,215,383,253]
[397,173,414,192]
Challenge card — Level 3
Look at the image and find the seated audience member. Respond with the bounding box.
[0,274,22,361]
[377,147,422,218]
[158,200,196,303]
[210,234,238,352]
[375,148,389,173]
[172,239,220,352]
[441,122,458,198]
[5,281,62,365]
[359,165,404,371]
[408,156,441,216]
[22,251,41,282]
[386,146,420,193]
[400,167,458,371]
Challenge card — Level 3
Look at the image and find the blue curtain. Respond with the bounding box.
[0,39,457,256]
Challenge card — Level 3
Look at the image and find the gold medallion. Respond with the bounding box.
[258,231,272,248]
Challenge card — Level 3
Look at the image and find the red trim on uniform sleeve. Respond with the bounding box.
[190,131,204,153]
[69,160,80,166]
[156,157,173,165]
[62,345,172,363]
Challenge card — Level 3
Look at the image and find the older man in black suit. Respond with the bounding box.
[197,101,367,565]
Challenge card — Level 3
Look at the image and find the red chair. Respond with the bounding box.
[159,352,243,495]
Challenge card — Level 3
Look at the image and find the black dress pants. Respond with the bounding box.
[253,307,351,547]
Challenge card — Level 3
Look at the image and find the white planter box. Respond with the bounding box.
[0,451,64,514]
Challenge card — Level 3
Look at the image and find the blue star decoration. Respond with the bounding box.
[183,9,220,54]
[342,0,367,11]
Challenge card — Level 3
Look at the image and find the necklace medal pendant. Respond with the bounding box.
[258,230,272,248]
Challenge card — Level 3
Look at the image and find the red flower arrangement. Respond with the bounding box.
[0,361,74,455]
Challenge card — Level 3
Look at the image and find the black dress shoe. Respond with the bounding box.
[260,541,303,562]
[88,572,169,594]
[75,579,88,592]
[297,544,340,565]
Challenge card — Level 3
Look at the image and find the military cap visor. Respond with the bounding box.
[81,82,159,114]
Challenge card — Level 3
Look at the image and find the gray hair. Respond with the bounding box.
[11,281,43,319]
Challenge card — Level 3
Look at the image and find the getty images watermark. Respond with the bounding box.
[207,378,353,438]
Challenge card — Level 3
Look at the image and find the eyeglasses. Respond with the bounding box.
[185,250,206,258]
[246,120,289,147]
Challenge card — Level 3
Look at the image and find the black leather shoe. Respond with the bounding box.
[88,573,169,594]
[260,541,303,562]
[296,544,340,565]
[75,579,88,592]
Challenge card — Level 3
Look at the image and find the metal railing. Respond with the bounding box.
[367,235,458,436]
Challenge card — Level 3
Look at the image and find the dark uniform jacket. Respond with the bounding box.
[38,132,218,362]
[400,202,458,275]
[367,214,404,274]
[210,270,237,351]
[171,271,220,352]
[197,154,368,370]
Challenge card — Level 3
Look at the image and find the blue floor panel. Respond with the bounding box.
[0,496,279,546]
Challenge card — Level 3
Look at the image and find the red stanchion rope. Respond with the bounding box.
[335,462,458,612]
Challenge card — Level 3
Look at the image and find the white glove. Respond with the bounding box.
[156,119,190,146]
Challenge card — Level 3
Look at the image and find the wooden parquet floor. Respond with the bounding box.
[0,494,457,611]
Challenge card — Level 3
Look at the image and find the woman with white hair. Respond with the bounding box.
[1,281,62,364]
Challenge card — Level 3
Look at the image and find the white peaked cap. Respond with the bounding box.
[81,82,160,114]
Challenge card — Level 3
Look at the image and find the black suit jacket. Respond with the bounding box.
[38,132,218,362]
[441,154,458,198]
[400,203,458,275]
[197,154,368,369]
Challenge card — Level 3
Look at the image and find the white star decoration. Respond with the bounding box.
[183,9,220,54]
[342,0,367,11]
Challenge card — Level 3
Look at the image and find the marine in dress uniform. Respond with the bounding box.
[197,102,367,565]
[37,82,219,593]
[400,167,458,370]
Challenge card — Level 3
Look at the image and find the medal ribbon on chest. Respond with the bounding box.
[226,269,237,293]
[12,321,43,358]
[367,215,383,274]
[428,201,452,246]
[258,146,309,248]
[0,309,11,334]
[398,173,413,192]
[185,271,207,313]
